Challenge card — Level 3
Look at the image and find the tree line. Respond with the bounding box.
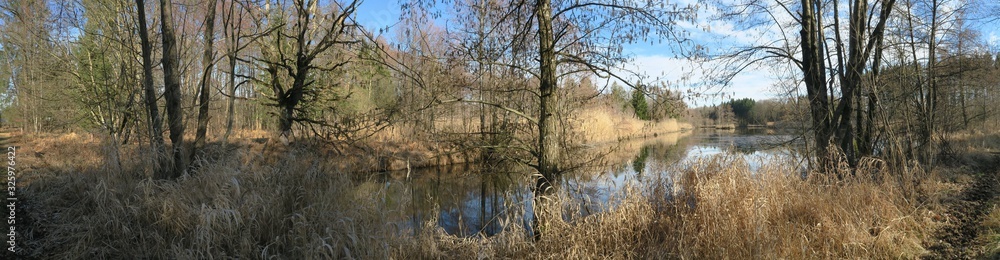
[1,0,699,239]
[2,0,998,183]
[0,0,692,189]
[704,0,999,172]
[688,98,804,127]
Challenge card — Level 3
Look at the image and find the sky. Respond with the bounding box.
[354,0,1000,107]
[354,0,404,33]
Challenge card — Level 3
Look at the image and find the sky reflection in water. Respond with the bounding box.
[373,129,804,237]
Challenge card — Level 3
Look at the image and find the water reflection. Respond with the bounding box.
[371,128,804,237]
[374,164,533,237]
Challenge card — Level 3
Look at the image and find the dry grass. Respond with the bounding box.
[19,139,408,259]
[984,199,1000,257]
[945,131,1000,257]
[398,154,935,259]
[357,108,694,171]
[665,156,933,258]
[12,131,953,259]
[942,130,1000,170]
[573,107,693,144]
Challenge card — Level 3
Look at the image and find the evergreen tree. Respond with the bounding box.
[631,87,649,120]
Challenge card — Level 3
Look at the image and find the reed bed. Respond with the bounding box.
[403,154,935,259]
[14,132,943,259]
[572,107,693,145]
[20,138,405,259]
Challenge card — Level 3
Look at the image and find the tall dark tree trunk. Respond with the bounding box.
[800,0,894,172]
[860,0,893,159]
[159,0,186,179]
[836,0,893,167]
[800,0,833,170]
[275,3,313,139]
[193,0,217,158]
[278,70,307,138]
[223,43,237,143]
[222,0,238,143]
[924,0,940,166]
[136,0,166,174]
[834,0,867,168]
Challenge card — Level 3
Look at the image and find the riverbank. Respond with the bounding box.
[232,108,694,173]
[6,109,692,177]
[923,131,1000,259]
[5,129,998,258]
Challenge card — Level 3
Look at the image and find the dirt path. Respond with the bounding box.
[924,157,1000,259]
[1,129,21,259]
[0,129,14,147]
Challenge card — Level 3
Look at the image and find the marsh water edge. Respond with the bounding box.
[368,128,804,237]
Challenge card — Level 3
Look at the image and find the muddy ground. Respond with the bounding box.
[924,153,1000,260]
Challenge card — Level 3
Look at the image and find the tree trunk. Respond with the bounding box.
[924,0,940,166]
[223,46,237,143]
[194,0,217,158]
[278,71,307,138]
[276,7,312,138]
[222,0,238,143]
[536,0,559,190]
[159,0,186,179]
[278,100,295,137]
[136,0,166,174]
[800,0,833,170]
[532,0,559,240]
[222,51,236,144]
[834,0,867,168]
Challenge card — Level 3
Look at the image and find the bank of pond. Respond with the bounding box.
[368,128,805,237]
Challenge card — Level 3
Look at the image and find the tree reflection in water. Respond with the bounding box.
[371,129,804,237]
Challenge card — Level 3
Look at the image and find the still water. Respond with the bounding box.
[369,128,803,237]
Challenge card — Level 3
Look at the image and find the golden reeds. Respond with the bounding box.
[15,130,974,258]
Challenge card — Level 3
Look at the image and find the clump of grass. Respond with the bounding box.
[662,155,932,258]
[21,138,406,258]
[983,201,1000,257]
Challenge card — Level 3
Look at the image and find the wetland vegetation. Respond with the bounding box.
[2,0,1000,258]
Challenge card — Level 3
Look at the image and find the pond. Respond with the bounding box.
[368,128,805,237]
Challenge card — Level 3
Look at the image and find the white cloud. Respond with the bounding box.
[602,53,786,106]
[990,32,999,48]
[610,0,802,106]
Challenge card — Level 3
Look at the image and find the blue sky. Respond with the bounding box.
[354,0,404,33]
[355,0,1000,107]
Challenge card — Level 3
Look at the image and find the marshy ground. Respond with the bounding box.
[3,129,1000,259]
[924,135,1000,259]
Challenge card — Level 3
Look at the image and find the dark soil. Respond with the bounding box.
[924,156,1000,260]
[1,129,34,259]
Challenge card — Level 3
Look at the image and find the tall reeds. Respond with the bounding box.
[15,131,949,258]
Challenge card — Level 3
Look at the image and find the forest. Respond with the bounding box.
[2,0,1000,258]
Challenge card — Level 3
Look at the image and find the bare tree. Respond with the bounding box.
[256,0,360,139]
[193,0,218,156]
[0,0,78,132]
[707,0,897,171]
[160,0,186,179]
[221,0,252,143]
[134,0,169,176]
[399,0,696,238]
